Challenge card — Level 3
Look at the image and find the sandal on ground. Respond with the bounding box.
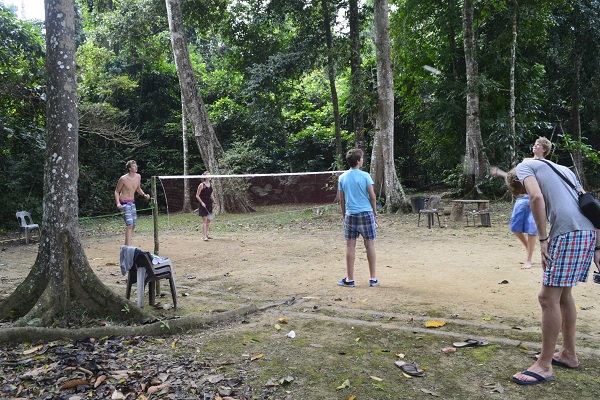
[453,339,488,348]
[394,361,425,377]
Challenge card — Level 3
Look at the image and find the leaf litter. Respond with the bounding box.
[0,336,275,399]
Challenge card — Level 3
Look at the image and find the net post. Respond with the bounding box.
[152,176,159,255]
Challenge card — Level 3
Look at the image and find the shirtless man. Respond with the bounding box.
[114,160,150,245]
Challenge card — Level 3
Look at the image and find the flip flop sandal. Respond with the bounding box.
[533,353,578,369]
[453,339,489,348]
[394,361,425,377]
[511,370,555,385]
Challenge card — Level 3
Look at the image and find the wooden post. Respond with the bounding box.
[152,176,161,297]
[152,176,159,255]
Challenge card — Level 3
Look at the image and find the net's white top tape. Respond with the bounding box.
[158,171,345,179]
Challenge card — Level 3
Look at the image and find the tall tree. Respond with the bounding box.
[348,0,365,150]
[462,0,487,193]
[166,0,251,212]
[371,0,404,211]
[0,0,145,326]
[181,94,192,213]
[509,0,518,168]
[321,0,344,168]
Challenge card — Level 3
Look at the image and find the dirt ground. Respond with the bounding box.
[2,204,600,399]
[1,204,599,332]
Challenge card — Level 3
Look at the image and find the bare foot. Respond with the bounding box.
[521,261,532,269]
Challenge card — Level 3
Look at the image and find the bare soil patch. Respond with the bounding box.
[1,203,599,399]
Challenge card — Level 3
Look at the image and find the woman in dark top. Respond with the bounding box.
[196,171,215,241]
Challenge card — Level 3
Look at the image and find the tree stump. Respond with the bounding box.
[450,202,464,221]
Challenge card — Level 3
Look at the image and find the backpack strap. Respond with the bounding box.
[537,159,580,193]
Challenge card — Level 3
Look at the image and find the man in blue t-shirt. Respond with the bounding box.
[337,149,378,288]
[506,160,599,385]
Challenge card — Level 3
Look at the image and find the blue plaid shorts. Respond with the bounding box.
[344,211,377,240]
[544,230,596,287]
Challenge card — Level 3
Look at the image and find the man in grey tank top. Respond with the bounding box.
[505,159,599,385]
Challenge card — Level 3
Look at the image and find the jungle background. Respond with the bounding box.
[2,0,600,228]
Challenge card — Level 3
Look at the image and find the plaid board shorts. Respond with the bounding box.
[344,211,377,240]
[121,201,137,227]
[544,230,596,287]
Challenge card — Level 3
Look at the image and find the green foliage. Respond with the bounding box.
[221,139,271,174]
[0,5,45,229]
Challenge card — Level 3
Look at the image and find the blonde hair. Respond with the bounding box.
[536,137,552,156]
[126,160,137,171]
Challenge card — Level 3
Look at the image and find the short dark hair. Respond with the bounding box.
[346,149,363,168]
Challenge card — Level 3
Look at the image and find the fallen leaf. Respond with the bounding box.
[441,347,456,353]
[265,377,280,387]
[424,320,446,328]
[370,376,383,382]
[278,317,289,324]
[171,339,179,349]
[147,381,170,395]
[23,344,44,355]
[336,379,350,390]
[279,375,294,384]
[347,396,356,400]
[421,388,440,396]
[94,375,107,388]
[204,374,225,384]
[355,337,361,342]
[21,362,59,378]
[250,353,264,361]
[483,383,505,393]
[516,343,529,350]
[401,372,413,379]
[396,353,405,358]
[60,379,88,390]
[274,324,281,331]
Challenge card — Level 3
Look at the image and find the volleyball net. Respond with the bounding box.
[157,171,342,214]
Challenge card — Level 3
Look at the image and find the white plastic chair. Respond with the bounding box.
[15,211,39,244]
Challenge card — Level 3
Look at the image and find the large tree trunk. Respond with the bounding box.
[570,53,587,187]
[0,0,146,327]
[371,0,404,212]
[509,0,518,168]
[165,0,251,213]
[321,0,344,168]
[181,94,192,213]
[349,0,365,150]
[462,0,487,194]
